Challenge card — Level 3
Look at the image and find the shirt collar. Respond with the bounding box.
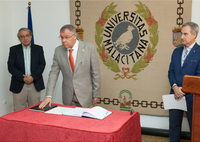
[22,44,31,49]
[185,42,195,51]
[68,39,79,51]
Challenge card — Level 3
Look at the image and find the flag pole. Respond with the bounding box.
[28,2,34,44]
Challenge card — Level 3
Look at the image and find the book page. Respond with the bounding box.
[62,106,112,120]
[63,107,90,117]
[45,107,74,115]
[82,106,112,120]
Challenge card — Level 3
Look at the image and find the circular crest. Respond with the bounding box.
[95,1,158,80]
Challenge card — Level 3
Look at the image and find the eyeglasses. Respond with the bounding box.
[19,34,31,39]
[59,33,75,40]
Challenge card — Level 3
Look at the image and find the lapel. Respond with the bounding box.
[64,47,72,74]
[74,41,85,73]
[177,47,184,69]
[18,44,25,72]
[30,44,34,71]
[181,43,198,69]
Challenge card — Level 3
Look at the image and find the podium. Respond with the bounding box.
[182,75,200,141]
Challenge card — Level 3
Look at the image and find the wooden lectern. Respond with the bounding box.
[182,75,200,141]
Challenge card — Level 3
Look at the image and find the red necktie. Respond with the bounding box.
[69,49,75,72]
[69,49,75,94]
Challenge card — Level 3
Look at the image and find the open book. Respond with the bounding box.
[63,106,112,120]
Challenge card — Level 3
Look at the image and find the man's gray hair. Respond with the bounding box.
[60,24,76,34]
[17,28,32,38]
[182,22,199,38]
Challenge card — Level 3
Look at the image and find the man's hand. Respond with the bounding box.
[173,85,185,99]
[92,98,99,105]
[39,97,52,109]
[23,75,34,84]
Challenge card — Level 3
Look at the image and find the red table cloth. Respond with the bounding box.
[0,103,141,142]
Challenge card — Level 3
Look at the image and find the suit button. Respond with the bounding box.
[180,74,182,76]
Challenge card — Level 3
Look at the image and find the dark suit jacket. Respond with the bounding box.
[168,43,200,103]
[7,44,46,93]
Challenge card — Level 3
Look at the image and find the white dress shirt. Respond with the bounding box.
[22,44,31,75]
[181,42,194,66]
[67,39,79,65]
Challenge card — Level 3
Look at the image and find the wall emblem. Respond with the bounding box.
[119,89,132,111]
[95,1,159,80]
[172,27,183,48]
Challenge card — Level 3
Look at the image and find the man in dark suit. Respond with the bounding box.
[39,24,101,109]
[168,22,200,142]
[7,28,46,111]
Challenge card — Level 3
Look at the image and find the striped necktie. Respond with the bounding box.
[182,50,188,66]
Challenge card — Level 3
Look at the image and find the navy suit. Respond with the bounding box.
[168,43,200,141]
[7,44,46,93]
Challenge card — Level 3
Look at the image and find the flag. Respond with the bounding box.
[28,3,34,44]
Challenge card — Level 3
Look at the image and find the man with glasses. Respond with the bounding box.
[7,27,46,111]
[39,24,101,108]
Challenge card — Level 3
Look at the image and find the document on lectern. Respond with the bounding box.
[63,106,112,120]
[162,94,187,111]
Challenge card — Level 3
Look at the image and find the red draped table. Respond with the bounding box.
[0,103,141,142]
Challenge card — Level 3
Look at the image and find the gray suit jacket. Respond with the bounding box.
[46,40,101,107]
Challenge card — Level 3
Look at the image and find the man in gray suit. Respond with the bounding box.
[39,24,101,108]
